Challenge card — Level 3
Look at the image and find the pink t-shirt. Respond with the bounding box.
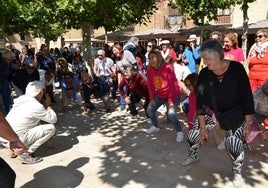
[224,48,245,62]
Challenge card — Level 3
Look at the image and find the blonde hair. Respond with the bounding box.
[256,29,268,38]
[224,32,239,49]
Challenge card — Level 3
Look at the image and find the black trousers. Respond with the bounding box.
[0,157,16,188]
[129,94,149,117]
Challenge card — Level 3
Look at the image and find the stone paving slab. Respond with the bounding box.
[1,98,268,188]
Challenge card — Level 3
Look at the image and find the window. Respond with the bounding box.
[217,8,230,16]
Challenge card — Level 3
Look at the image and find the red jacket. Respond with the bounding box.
[119,72,149,98]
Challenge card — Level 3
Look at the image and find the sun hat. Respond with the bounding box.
[25,81,44,97]
[160,40,170,45]
[187,34,197,41]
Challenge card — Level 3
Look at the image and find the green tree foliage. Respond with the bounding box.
[174,0,256,53]
[2,0,158,61]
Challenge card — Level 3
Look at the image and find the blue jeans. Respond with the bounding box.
[147,95,182,132]
[0,158,16,188]
[0,80,12,114]
[119,86,127,109]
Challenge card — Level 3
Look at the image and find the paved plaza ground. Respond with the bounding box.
[0,92,268,188]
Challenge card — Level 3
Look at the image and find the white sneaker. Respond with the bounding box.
[181,157,200,166]
[129,114,140,119]
[217,139,226,150]
[146,126,160,134]
[233,173,244,187]
[176,132,184,142]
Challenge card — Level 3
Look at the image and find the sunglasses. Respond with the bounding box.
[255,35,264,39]
[27,67,34,70]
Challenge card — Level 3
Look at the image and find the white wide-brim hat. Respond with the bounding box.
[160,40,170,45]
[187,34,197,41]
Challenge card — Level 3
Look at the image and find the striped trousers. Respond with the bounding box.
[187,115,245,174]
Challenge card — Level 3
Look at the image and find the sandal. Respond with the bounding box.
[18,154,43,164]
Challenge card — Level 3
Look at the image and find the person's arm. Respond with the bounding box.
[198,115,208,145]
[0,112,25,155]
[0,112,19,142]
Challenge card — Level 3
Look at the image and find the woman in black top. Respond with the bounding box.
[181,40,255,187]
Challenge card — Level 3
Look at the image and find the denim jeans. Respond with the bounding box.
[0,80,12,114]
[119,85,127,109]
[0,158,16,188]
[147,95,182,132]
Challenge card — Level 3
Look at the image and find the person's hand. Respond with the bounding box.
[45,94,51,107]
[262,130,268,141]
[200,127,208,145]
[148,99,155,108]
[182,59,188,64]
[125,96,131,104]
[47,139,55,149]
[190,42,195,49]
[10,140,26,156]
[243,122,251,140]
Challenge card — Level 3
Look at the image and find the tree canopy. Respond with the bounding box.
[174,0,256,26]
[1,0,158,42]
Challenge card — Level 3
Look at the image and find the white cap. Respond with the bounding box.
[187,34,197,41]
[25,81,44,97]
[160,40,170,45]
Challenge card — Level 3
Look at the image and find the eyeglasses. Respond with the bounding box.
[255,35,264,39]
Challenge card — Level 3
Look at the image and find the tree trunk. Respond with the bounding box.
[82,22,92,67]
[241,2,249,59]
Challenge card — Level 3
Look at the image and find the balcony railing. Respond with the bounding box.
[214,15,231,25]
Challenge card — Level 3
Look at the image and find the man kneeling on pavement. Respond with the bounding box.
[1,81,57,164]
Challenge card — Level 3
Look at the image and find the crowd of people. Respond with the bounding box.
[0,30,268,187]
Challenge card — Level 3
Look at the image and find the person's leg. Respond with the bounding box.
[167,95,183,132]
[129,94,142,116]
[182,97,189,115]
[147,97,166,128]
[75,92,83,105]
[119,86,127,110]
[0,81,12,114]
[0,157,16,188]
[181,115,216,166]
[11,81,24,97]
[225,126,245,187]
[82,84,95,110]
[102,93,111,112]
[143,97,150,118]
[20,124,56,153]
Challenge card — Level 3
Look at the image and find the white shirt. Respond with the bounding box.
[6,95,57,136]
